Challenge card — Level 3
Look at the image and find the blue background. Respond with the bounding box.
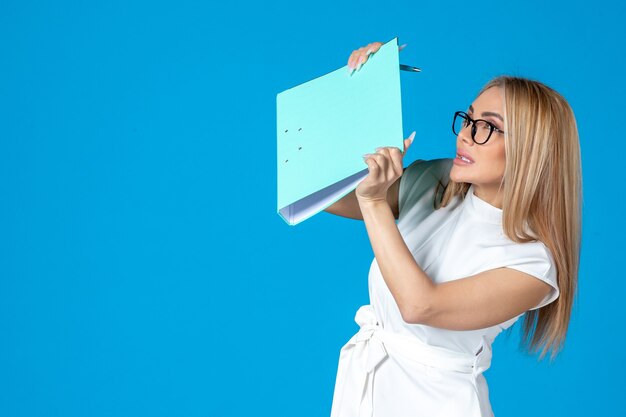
[1,1,624,416]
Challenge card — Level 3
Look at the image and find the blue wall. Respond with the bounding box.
[1,1,624,416]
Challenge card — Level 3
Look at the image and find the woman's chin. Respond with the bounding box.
[449,167,465,183]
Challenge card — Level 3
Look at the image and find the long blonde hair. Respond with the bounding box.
[437,76,582,360]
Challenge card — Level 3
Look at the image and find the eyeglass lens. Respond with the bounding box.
[453,113,494,144]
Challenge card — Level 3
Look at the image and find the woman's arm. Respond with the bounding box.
[323,174,402,220]
[359,199,552,330]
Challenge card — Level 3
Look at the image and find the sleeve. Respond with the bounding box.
[504,243,560,310]
[398,158,453,222]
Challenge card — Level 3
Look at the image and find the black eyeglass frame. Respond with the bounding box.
[452,111,505,145]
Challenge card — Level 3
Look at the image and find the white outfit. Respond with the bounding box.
[330,158,559,417]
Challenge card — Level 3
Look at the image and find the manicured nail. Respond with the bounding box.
[409,131,416,143]
[366,48,373,55]
[356,62,362,71]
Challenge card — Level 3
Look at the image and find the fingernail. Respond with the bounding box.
[409,131,416,142]
[348,66,354,75]
[366,48,373,55]
[362,153,370,158]
[356,62,362,71]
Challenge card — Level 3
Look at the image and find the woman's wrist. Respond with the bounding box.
[357,197,390,211]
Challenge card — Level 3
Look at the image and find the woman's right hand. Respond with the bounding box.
[347,41,407,74]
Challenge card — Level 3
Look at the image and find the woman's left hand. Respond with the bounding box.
[356,131,416,205]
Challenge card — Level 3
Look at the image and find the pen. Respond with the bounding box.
[400,64,421,72]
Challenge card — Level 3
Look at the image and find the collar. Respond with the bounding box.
[465,184,503,225]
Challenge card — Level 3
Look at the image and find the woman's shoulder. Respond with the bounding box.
[398,158,454,220]
[400,158,454,198]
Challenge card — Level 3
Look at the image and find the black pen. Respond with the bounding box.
[400,64,421,73]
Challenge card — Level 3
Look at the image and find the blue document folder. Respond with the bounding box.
[276,37,404,225]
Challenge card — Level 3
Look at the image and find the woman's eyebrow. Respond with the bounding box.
[468,105,504,122]
[482,111,504,122]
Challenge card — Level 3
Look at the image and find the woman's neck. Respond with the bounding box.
[471,184,504,209]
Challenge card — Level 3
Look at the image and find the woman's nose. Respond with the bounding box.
[458,125,474,146]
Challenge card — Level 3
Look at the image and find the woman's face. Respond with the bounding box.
[449,86,506,206]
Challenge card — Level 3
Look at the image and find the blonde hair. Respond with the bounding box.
[437,76,582,360]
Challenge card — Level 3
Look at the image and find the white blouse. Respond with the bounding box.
[330,158,559,417]
[373,157,559,353]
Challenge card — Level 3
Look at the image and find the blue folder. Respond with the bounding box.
[276,37,405,225]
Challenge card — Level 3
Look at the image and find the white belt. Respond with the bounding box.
[330,305,492,417]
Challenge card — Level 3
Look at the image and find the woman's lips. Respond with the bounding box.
[454,153,474,165]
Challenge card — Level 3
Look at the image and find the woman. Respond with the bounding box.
[324,41,581,417]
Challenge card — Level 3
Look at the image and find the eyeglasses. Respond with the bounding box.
[452,111,505,145]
